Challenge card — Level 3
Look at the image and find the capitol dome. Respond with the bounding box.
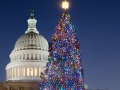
[5,7,49,81]
[14,32,48,51]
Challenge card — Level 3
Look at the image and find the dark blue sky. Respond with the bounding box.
[0,0,119,90]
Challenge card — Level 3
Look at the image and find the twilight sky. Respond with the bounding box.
[0,0,119,90]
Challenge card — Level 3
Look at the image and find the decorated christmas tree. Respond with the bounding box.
[40,0,84,90]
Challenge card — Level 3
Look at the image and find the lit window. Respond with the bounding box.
[27,68,29,76]
[35,68,37,76]
[14,68,16,77]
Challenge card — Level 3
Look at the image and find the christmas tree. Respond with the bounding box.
[40,0,84,90]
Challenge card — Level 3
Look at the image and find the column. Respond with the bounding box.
[9,69,10,79]
[7,70,8,80]
[33,66,35,77]
[14,67,16,78]
[8,70,9,79]
[11,68,12,79]
[9,69,11,79]
[23,53,25,60]
[13,68,15,78]
[22,53,23,60]
[9,68,11,79]
[33,53,35,61]
[17,67,19,77]
[7,69,9,80]
[18,66,19,77]
[25,66,27,77]
[11,68,13,78]
[29,66,31,77]
[6,70,8,80]
[25,53,27,60]
[39,53,41,61]
[8,69,9,80]
[20,54,21,60]
[37,53,39,60]
[26,66,28,77]
[37,67,39,77]
[23,66,25,77]
[39,67,40,76]
[19,66,21,77]
[41,54,42,61]
[12,55,15,61]
[21,66,23,77]
[18,55,19,61]
[16,54,17,61]
[29,52,31,60]
[31,66,33,77]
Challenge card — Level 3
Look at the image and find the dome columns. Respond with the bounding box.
[6,65,45,81]
[10,50,48,62]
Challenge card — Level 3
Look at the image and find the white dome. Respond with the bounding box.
[14,32,48,51]
[5,7,49,82]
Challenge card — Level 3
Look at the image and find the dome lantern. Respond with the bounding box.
[25,7,39,34]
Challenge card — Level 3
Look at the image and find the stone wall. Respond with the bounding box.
[0,81,40,90]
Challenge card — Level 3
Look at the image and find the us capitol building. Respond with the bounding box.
[0,7,49,90]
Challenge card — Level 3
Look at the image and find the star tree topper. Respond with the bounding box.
[62,0,69,10]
